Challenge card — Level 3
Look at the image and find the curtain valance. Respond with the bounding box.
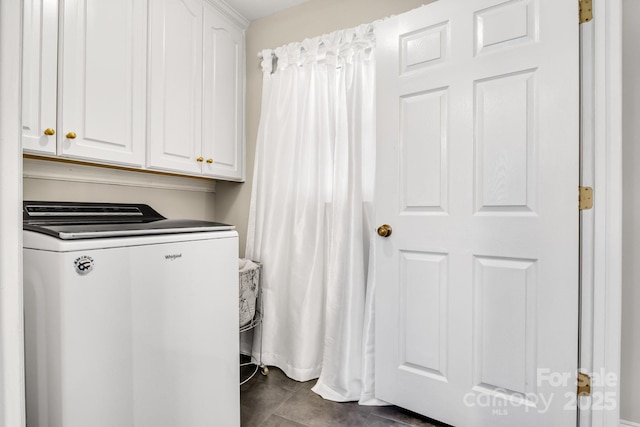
[260,23,375,73]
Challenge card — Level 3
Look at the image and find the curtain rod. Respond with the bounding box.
[257,40,332,59]
[256,24,375,59]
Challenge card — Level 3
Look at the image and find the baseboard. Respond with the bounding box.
[620,420,640,427]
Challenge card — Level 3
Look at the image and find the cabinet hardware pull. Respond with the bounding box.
[206,158,213,164]
[196,157,204,162]
[66,132,77,139]
[43,128,55,136]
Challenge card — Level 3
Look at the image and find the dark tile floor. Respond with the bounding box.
[240,364,448,427]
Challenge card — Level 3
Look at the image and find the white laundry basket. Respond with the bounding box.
[239,260,261,327]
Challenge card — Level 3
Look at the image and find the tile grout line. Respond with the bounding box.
[366,413,422,427]
[248,379,303,427]
[264,413,313,427]
[258,387,312,427]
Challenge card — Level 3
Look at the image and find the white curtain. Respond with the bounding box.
[246,24,380,403]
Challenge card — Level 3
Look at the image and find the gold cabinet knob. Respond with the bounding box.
[66,132,77,139]
[43,128,55,136]
[206,158,213,164]
[377,224,392,238]
[196,157,204,162]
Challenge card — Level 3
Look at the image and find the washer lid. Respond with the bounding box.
[23,201,234,240]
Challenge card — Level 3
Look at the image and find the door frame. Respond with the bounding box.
[581,0,622,426]
[0,1,26,427]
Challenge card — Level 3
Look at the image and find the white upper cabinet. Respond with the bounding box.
[22,0,246,180]
[22,0,146,166]
[60,0,146,166]
[147,0,204,175]
[148,0,246,181]
[22,0,58,155]
[202,6,244,181]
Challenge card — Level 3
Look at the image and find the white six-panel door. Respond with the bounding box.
[374,1,579,426]
[59,0,146,166]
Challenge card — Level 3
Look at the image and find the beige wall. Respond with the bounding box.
[215,0,432,256]
[23,164,216,222]
[621,0,640,423]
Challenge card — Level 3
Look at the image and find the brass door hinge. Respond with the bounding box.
[580,0,593,23]
[579,187,593,210]
[578,372,591,396]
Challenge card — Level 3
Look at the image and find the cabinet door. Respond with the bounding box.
[59,0,146,167]
[22,0,58,155]
[147,0,204,175]
[202,7,244,181]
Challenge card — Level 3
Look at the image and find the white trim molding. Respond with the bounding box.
[590,0,623,426]
[0,0,26,426]
[621,421,640,427]
[204,0,249,29]
[23,158,217,193]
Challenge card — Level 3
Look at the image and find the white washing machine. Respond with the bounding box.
[23,201,240,427]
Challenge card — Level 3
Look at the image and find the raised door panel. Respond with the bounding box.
[60,0,146,166]
[22,0,58,155]
[202,8,244,181]
[147,0,203,175]
[400,88,448,214]
[473,256,537,397]
[399,251,449,380]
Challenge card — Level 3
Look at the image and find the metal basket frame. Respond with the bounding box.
[239,262,267,384]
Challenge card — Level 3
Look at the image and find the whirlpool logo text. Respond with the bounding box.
[165,254,182,261]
